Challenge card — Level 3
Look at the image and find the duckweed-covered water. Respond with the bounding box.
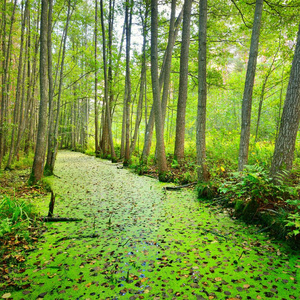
[7,151,300,299]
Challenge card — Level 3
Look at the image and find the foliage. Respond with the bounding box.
[197,181,218,200]
[219,165,297,204]
[217,165,300,243]
[285,199,300,237]
[0,196,35,238]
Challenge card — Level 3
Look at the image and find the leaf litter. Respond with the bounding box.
[2,151,300,299]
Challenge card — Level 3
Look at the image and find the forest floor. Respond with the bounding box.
[1,150,300,300]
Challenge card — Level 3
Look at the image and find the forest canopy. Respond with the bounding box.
[0,0,300,183]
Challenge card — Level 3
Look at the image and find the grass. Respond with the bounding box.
[0,169,48,292]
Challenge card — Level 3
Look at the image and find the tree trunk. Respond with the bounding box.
[130,4,149,155]
[270,24,300,178]
[94,0,100,155]
[174,0,192,162]
[100,0,116,161]
[255,41,280,142]
[238,0,263,171]
[123,0,133,166]
[0,0,17,168]
[197,0,209,182]
[44,0,54,174]
[151,0,168,179]
[6,0,28,169]
[47,0,72,174]
[29,0,49,184]
[142,6,183,162]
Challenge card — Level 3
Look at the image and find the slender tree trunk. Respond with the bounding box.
[270,24,300,178]
[0,0,17,167]
[142,6,183,162]
[161,0,180,126]
[94,0,100,155]
[151,0,168,179]
[49,0,72,172]
[44,0,55,175]
[275,67,285,140]
[123,0,133,166]
[100,0,116,161]
[24,16,39,155]
[197,0,209,182]
[255,41,280,142]
[0,0,7,168]
[238,0,263,171]
[30,0,49,184]
[6,0,28,169]
[174,0,192,161]
[108,0,115,136]
[130,5,149,155]
[14,10,30,160]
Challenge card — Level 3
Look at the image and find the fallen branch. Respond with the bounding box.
[200,228,228,241]
[55,233,99,243]
[41,216,82,222]
[163,182,197,191]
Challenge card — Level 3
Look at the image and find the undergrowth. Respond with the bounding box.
[198,165,300,249]
[0,171,47,292]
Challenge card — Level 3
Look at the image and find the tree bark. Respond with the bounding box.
[30,0,49,184]
[100,0,116,161]
[6,0,28,169]
[94,0,100,155]
[123,0,133,166]
[0,0,17,167]
[151,0,168,179]
[130,3,149,155]
[197,0,209,182]
[238,0,263,171]
[174,0,192,162]
[270,24,300,178]
[142,6,183,162]
[45,0,55,174]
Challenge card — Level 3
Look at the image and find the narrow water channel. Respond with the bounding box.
[12,151,300,299]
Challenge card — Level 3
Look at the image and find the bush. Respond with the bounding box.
[218,165,300,245]
[218,165,297,205]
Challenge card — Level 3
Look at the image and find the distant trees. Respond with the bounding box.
[0,0,300,185]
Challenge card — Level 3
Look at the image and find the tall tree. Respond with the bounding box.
[94,0,100,155]
[238,0,263,171]
[130,1,150,155]
[142,5,183,162]
[45,0,72,174]
[100,0,116,161]
[44,0,55,174]
[173,0,192,161]
[197,0,209,182]
[151,0,168,179]
[123,0,133,166]
[29,0,49,184]
[5,0,29,169]
[0,0,18,167]
[270,24,300,178]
